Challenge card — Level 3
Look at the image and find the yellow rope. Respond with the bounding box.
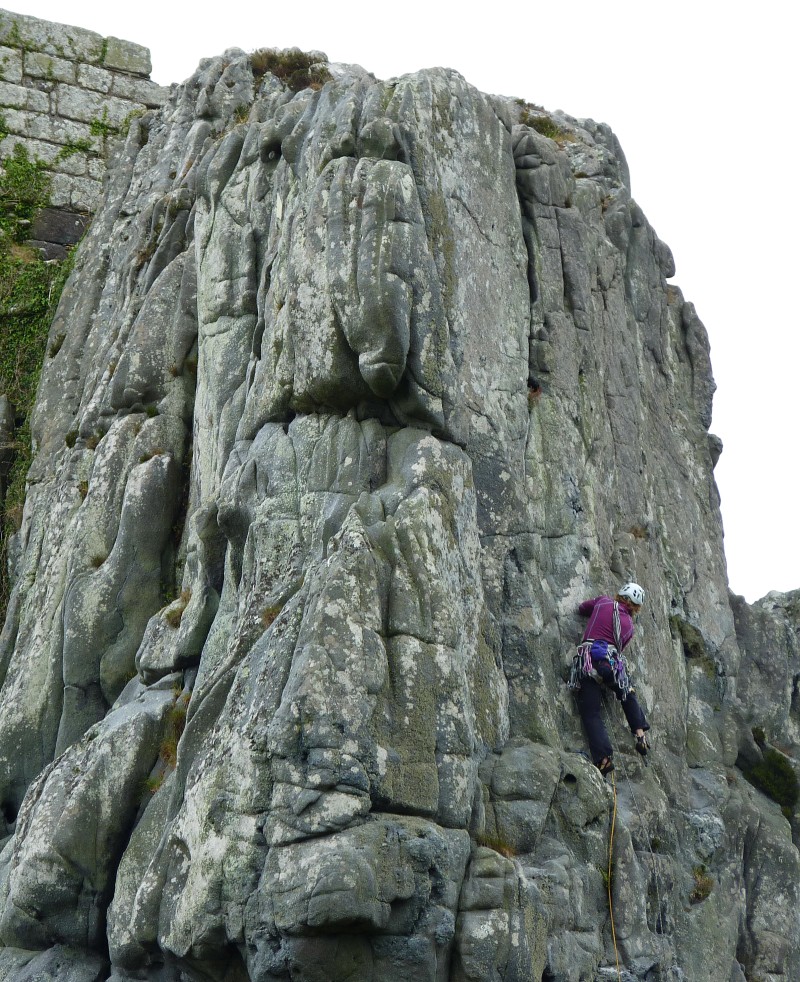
[608,769,622,981]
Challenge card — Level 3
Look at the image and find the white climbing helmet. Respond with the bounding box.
[619,582,645,606]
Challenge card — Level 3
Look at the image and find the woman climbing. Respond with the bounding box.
[569,583,651,775]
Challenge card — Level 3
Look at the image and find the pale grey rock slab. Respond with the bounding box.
[110,73,168,108]
[0,681,175,951]
[453,847,547,981]
[731,589,800,744]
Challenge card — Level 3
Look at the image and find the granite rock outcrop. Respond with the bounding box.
[0,45,797,982]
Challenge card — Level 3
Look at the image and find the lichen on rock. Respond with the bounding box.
[0,39,797,982]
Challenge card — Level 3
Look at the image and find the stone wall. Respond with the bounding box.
[0,8,168,254]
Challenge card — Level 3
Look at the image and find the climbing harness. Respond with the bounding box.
[568,602,632,698]
[568,640,632,698]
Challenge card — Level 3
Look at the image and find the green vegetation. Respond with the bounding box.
[0,141,70,623]
[159,696,188,766]
[743,748,799,819]
[0,143,51,241]
[690,864,713,904]
[89,107,121,142]
[518,103,576,144]
[141,691,191,800]
[250,47,332,92]
[56,138,95,161]
[1,19,30,55]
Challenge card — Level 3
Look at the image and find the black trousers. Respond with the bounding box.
[576,661,649,764]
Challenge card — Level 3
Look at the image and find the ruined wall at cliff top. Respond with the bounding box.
[0,45,797,982]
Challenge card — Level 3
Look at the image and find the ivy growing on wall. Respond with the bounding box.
[0,138,71,621]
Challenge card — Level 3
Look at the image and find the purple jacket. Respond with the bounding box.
[579,596,635,651]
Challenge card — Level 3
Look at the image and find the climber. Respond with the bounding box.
[569,583,650,775]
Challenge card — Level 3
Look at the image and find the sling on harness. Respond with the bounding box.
[568,602,633,699]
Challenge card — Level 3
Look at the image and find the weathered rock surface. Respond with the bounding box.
[0,45,798,982]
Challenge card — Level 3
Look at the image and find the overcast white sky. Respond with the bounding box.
[15,0,799,602]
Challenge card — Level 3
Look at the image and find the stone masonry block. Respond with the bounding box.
[0,45,22,83]
[0,82,49,116]
[51,149,88,178]
[19,110,95,150]
[103,36,151,76]
[56,83,137,126]
[2,133,59,165]
[0,105,24,135]
[30,207,91,246]
[24,49,76,84]
[0,78,26,108]
[77,62,113,94]
[24,87,51,113]
[49,170,101,211]
[110,73,168,108]
[0,10,106,64]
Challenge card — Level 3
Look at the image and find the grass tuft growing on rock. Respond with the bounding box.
[261,602,284,629]
[159,692,190,767]
[250,47,332,92]
[689,864,713,904]
[164,588,191,628]
[518,104,576,144]
[475,832,516,859]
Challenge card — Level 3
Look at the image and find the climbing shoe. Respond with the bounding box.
[597,756,614,776]
[635,734,649,758]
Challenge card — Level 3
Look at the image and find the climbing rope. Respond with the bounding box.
[602,700,667,939]
[607,769,622,982]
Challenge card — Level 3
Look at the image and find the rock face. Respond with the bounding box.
[0,47,798,982]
